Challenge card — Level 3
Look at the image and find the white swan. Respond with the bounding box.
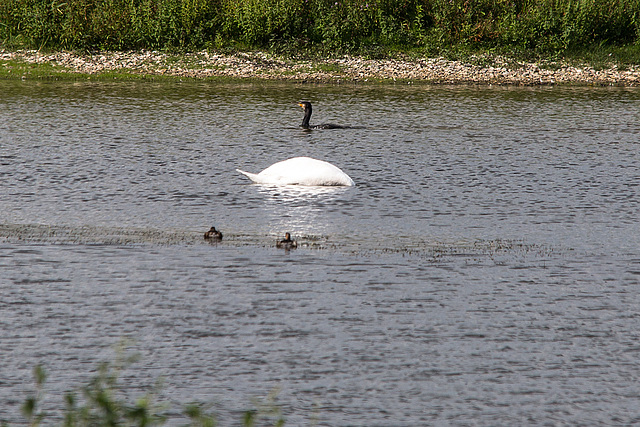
[236,156,355,186]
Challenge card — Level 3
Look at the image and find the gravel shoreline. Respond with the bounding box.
[2,49,640,85]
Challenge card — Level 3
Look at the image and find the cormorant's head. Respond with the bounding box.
[298,101,312,112]
[284,232,291,240]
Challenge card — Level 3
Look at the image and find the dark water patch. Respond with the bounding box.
[0,223,560,266]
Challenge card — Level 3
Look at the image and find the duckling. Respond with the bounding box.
[204,226,223,240]
[276,232,297,249]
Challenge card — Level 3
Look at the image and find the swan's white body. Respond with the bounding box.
[236,157,355,186]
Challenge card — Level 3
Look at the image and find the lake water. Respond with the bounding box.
[1,79,640,425]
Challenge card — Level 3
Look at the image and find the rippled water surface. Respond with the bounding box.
[1,80,640,425]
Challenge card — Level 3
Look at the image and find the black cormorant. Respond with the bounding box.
[299,101,346,129]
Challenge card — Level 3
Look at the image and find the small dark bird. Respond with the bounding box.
[204,226,223,240]
[276,232,297,249]
[298,101,347,130]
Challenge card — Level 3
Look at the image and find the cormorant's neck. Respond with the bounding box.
[301,107,312,128]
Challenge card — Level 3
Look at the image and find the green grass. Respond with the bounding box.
[2,0,640,65]
[0,59,154,81]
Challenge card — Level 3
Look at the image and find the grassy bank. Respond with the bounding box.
[4,49,639,85]
[1,0,640,63]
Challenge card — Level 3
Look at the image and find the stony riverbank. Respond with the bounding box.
[2,49,640,85]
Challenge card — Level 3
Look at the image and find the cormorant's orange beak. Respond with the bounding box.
[298,103,305,108]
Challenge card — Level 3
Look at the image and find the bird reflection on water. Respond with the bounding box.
[254,184,353,243]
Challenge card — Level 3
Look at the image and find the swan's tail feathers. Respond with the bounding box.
[236,169,263,184]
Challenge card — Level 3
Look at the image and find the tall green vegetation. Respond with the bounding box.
[1,0,639,56]
[13,348,287,427]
